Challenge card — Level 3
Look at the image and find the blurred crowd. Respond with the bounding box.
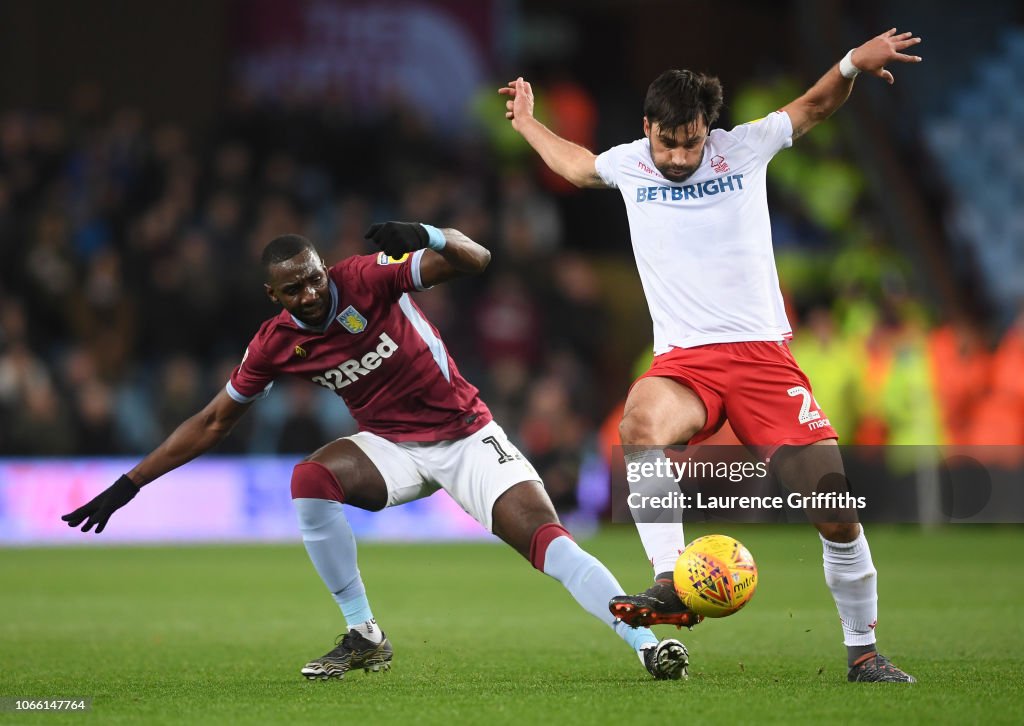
[0,77,1020,508]
[736,79,1024,455]
[0,82,609,507]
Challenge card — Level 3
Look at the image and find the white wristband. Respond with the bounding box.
[839,49,860,79]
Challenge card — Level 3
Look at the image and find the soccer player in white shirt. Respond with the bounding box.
[501,28,922,682]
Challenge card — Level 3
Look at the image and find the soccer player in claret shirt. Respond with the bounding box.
[62,221,690,680]
[502,29,923,682]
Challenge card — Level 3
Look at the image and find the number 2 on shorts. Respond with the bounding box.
[787,385,821,424]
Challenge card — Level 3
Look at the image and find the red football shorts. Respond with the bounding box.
[636,341,838,451]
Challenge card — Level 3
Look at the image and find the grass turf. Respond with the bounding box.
[2,524,1022,725]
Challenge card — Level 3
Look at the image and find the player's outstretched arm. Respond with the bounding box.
[416,228,491,286]
[61,389,251,533]
[781,28,922,139]
[499,77,607,189]
[365,221,490,287]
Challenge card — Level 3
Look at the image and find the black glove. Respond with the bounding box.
[61,475,140,534]
[364,221,430,258]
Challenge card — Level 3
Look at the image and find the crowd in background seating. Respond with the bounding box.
[1,79,1019,509]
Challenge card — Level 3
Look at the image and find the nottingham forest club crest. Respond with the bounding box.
[337,305,368,334]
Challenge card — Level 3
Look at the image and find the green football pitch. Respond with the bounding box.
[2,525,1022,725]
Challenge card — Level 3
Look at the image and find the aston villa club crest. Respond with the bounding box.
[337,305,368,334]
[294,345,307,358]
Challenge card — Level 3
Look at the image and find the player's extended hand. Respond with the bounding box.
[498,77,535,131]
[364,221,430,257]
[61,475,140,534]
[851,28,923,84]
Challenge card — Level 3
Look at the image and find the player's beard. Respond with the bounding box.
[647,132,705,183]
[648,145,699,183]
[658,163,697,182]
[653,148,700,183]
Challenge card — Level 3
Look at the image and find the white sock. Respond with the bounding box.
[624,449,685,576]
[543,536,658,653]
[351,618,384,644]
[821,530,878,646]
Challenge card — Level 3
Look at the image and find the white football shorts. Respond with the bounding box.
[346,420,541,532]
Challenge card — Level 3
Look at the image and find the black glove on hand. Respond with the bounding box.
[364,221,430,258]
[61,475,140,534]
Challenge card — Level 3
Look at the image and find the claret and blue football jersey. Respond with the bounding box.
[228,249,491,442]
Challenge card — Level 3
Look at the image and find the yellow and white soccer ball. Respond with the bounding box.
[673,534,758,618]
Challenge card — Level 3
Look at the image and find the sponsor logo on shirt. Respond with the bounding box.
[635,173,745,203]
[637,160,662,177]
[377,252,410,265]
[310,333,399,391]
[337,305,368,334]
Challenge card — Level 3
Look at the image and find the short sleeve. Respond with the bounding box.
[226,344,275,404]
[727,111,793,161]
[355,249,428,299]
[595,144,628,188]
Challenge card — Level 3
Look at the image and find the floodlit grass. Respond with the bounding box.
[2,525,1022,724]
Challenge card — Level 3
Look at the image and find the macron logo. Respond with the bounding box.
[637,160,662,177]
[311,333,398,391]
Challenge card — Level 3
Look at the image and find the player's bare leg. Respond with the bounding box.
[772,440,915,682]
[310,438,391,511]
[294,440,393,679]
[491,481,689,679]
[490,480,561,559]
[611,377,704,628]
[619,377,707,451]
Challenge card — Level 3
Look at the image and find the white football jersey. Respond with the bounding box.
[595,110,794,353]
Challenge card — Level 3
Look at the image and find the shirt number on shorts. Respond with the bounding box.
[482,435,519,464]
[787,385,821,424]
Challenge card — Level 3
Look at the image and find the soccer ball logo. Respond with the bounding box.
[673,534,758,618]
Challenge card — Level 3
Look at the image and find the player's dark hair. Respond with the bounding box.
[644,70,724,132]
[261,234,316,275]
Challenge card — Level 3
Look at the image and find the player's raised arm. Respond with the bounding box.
[499,77,607,189]
[364,221,490,287]
[781,28,923,140]
[61,388,252,533]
